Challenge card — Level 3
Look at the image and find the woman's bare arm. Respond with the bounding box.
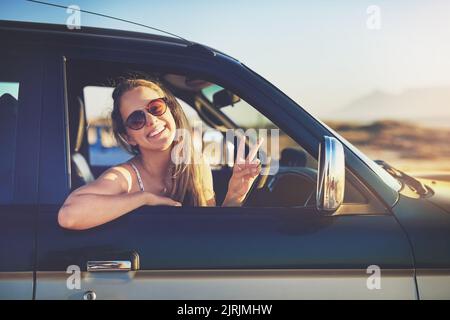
[58,165,180,230]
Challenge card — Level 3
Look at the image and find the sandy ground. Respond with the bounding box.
[327,120,450,177]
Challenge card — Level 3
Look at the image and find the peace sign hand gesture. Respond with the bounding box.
[222,137,264,207]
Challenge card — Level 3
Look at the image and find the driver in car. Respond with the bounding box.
[58,79,263,230]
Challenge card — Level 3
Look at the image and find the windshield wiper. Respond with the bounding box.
[374,160,429,196]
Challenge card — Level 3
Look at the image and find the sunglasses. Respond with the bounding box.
[124,97,169,130]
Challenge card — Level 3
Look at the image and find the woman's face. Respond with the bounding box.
[120,86,177,152]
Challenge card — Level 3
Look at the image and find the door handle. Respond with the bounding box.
[87,260,131,272]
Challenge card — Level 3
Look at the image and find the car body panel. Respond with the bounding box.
[35,206,416,299]
[0,272,34,300]
[420,178,450,213]
[0,205,35,299]
[35,269,416,300]
[414,269,450,300]
[392,194,450,298]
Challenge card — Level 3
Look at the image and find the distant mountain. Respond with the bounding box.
[328,87,450,127]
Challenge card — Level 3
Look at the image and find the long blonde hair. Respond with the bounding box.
[111,79,208,206]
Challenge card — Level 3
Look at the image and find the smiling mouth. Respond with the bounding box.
[147,125,166,138]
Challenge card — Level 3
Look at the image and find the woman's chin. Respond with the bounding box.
[142,132,175,151]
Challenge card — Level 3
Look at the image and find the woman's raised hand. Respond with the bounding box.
[223,137,263,206]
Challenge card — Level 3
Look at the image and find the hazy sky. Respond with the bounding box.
[1,0,450,118]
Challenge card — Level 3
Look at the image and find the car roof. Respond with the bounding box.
[0,20,238,62]
[0,19,190,45]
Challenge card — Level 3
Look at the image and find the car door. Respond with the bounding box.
[36,206,417,300]
[0,49,42,299]
[33,42,417,299]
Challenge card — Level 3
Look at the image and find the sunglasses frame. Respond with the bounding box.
[124,97,169,130]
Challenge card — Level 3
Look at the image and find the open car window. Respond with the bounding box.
[65,58,370,208]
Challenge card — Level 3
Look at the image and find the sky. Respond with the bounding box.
[1,0,450,119]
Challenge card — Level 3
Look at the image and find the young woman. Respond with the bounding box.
[58,79,262,230]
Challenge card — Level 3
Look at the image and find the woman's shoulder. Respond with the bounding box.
[99,160,136,193]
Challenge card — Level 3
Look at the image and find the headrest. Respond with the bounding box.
[72,152,94,184]
[0,93,18,119]
[280,147,307,167]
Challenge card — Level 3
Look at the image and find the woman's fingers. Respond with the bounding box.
[235,167,251,177]
[235,136,264,164]
[232,136,263,196]
[234,155,261,172]
[236,136,246,164]
[154,195,182,206]
[247,138,264,162]
[233,165,261,179]
[233,163,258,175]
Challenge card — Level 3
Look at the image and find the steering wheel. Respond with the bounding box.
[243,165,317,207]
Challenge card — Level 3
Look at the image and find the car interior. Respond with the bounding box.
[65,59,367,208]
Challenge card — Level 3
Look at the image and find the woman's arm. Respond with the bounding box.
[58,165,180,230]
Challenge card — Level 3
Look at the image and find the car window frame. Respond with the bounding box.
[34,38,391,215]
[70,62,386,215]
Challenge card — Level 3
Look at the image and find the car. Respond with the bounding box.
[0,20,449,300]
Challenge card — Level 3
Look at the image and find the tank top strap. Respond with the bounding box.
[129,161,145,192]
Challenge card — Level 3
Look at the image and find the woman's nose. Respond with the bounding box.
[145,112,157,126]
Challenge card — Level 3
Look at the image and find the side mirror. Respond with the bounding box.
[316,136,345,213]
[212,89,240,109]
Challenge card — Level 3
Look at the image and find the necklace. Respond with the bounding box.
[135,156,170,195]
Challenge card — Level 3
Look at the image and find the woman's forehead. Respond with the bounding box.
[120,86,164,116]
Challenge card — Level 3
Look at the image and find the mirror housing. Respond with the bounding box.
[212,89,240,109]
[316,136,345,213]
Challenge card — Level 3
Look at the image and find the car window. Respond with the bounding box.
[0,80,19,203]
[66,57,368,207]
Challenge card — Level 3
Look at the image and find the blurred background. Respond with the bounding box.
[1,0,449,175]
